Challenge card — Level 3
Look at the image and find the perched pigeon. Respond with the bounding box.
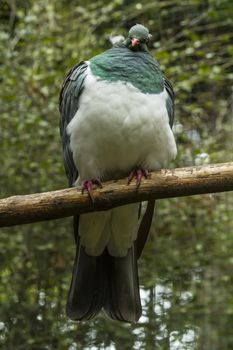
[59,24,177,323]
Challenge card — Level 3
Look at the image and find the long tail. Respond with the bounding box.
[66,234,107,320]
[66,216,106,320]
[104,242,142,323]
[66,218,142,322]
[66,241,141,322]
[66,198,155,322]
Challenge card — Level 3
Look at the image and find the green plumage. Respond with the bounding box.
[90,46,164,94]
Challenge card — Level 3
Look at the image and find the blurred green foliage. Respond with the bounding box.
[0,0,233,349]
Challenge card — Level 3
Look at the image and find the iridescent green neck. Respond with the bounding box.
[90,46,164,94]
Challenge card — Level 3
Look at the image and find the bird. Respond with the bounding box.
[59,24,177,323]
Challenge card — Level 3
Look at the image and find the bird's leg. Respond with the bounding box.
[81,178,103,202]
[127,167,148,188]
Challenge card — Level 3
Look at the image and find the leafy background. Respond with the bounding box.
[0,0,233,349]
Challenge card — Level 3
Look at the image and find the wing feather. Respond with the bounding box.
[59,61,88,186]
[164,77,175,128]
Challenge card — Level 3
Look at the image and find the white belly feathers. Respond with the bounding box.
[66,65,177,257]
[67,66,177,183]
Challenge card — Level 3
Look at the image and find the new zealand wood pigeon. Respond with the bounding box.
[59,24,177,323]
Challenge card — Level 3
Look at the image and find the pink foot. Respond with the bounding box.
[127,167,148,188]
[81,178,102,202]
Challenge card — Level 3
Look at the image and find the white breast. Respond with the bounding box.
[67,66,177,183]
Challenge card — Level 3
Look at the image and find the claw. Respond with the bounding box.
[127,170,135,184]
[93,178,103,188]
[127,168,148,189]
[81,178,102,202]
[136,169,142,188]
[81,180,94,202]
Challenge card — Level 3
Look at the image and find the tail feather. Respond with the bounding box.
[104,243,142,323]
[66,235,106,320]
[66,217,142,322]
[136,200,155,258]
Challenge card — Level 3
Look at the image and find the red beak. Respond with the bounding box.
[131,38,140,47]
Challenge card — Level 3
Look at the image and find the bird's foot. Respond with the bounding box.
[127,167,148,189]
[81,178,102,202]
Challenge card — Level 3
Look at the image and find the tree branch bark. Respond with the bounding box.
[1,162,233,227]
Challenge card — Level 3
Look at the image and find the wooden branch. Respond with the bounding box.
[1,162,233,228]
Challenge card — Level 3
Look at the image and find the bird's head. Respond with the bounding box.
[125,24,152,52]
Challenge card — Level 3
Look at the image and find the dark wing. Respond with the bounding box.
[164,77,175,128]
[59,61,88,186]
[60,62,106,321]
